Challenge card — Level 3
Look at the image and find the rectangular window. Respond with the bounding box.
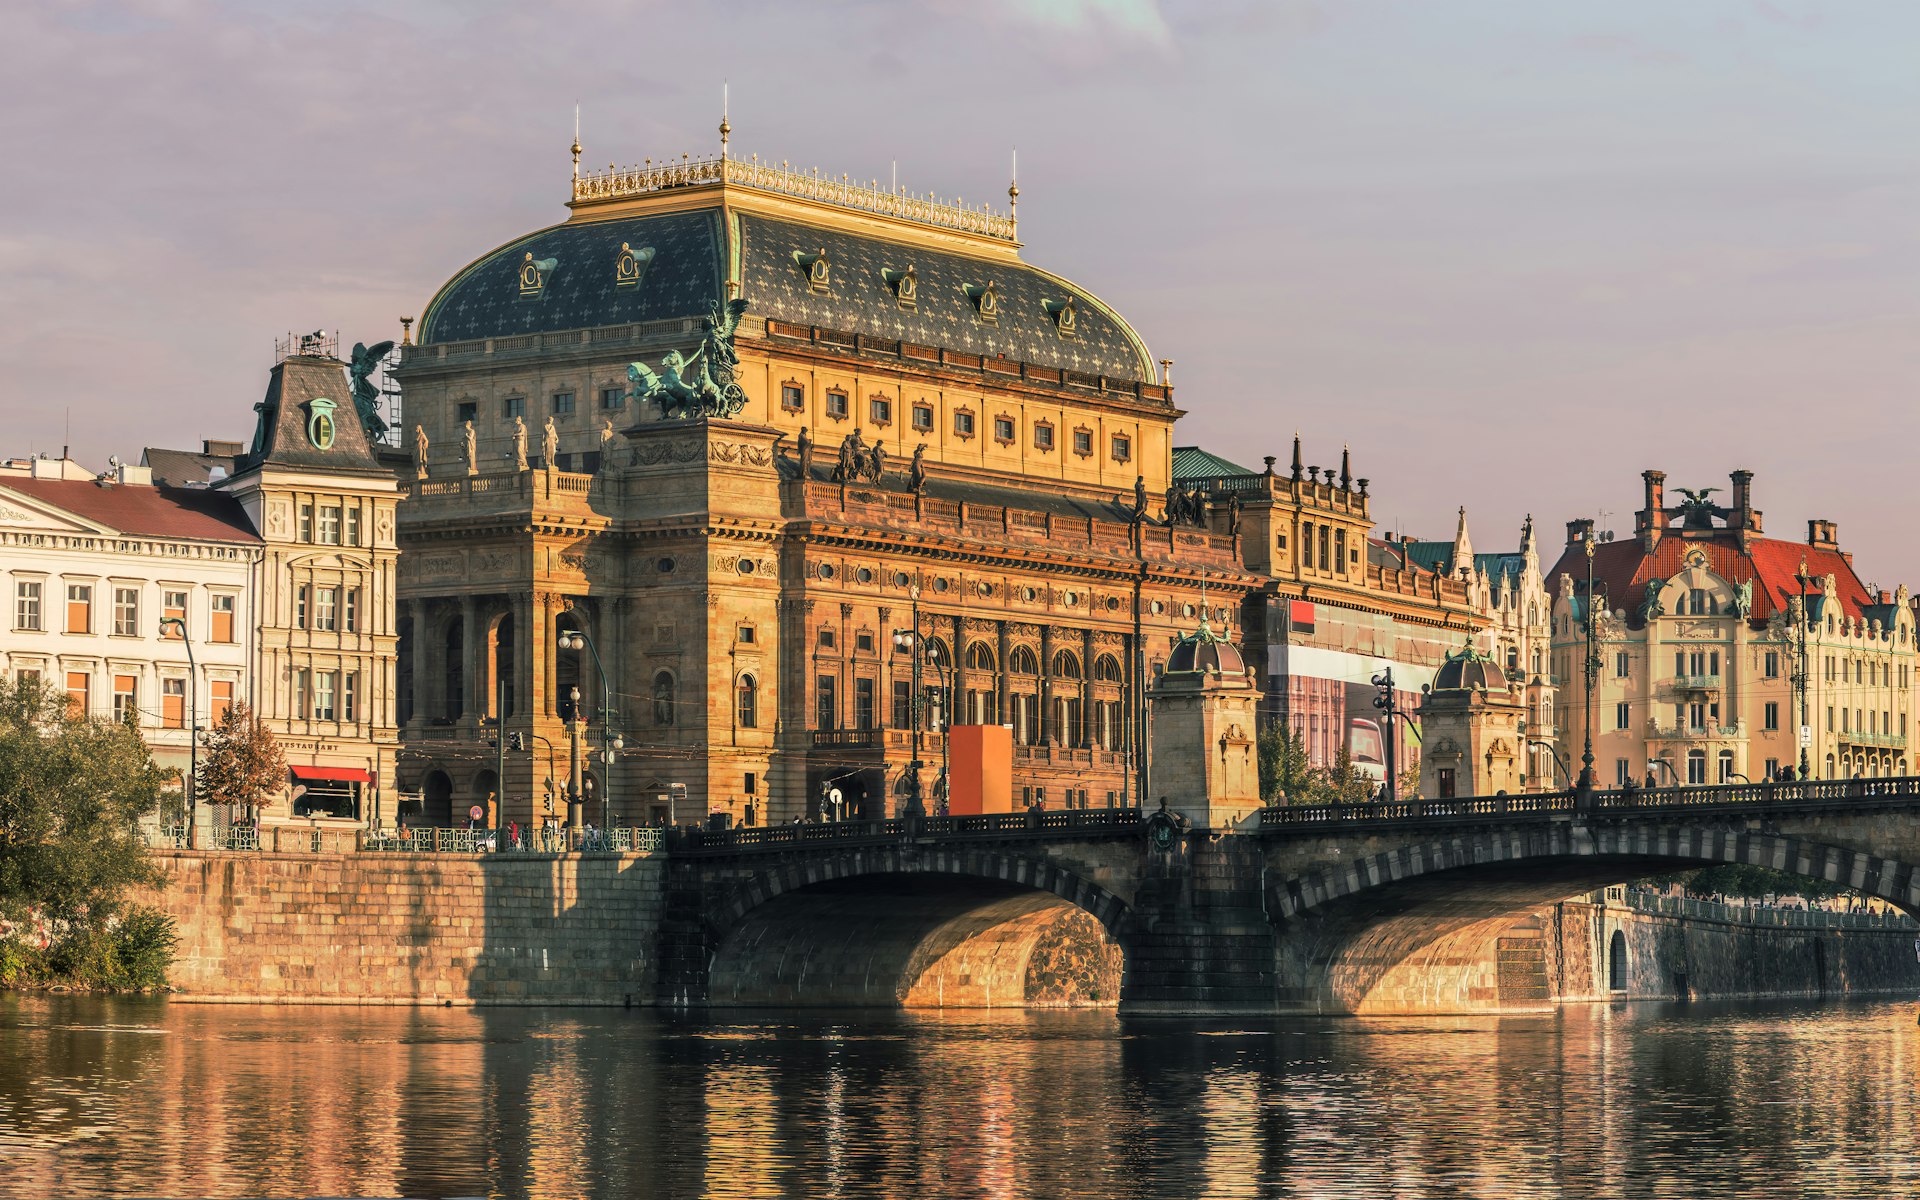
[113,586,139,636]
[318,506,341,546]
[296,586,310,629]
[912,404,933,432]
[1765,757,1779,780]
[744,772,757,796]
[1033,424,1054,451]
[1072,429,1092,456]
[1615,702,1630,731]
[826,391,848,419]
[316,588,337,632]
[457,401,478,423]
[1334,529,1348,575]
[1827,706,1835,732]
[893,679,913,729]
[869,397,891,425]
[1111,434,1131,462]
[504,396,526,419]
[162,678,185,729]
[210,679,233,725]
[342,589,359,634]
[344,506,361,547]
[210,593,235,642]
[292,669,309,720]
[299,504,313,542]
[781,383,805,411]
[14,580,41,631]
[737,625,755,644]
[600,386,624,410]
[65,670,89,717]
[163,591,187,637]
[994,416,1015,442]
[343,673,358,723]
[954,411,975,437]
[1674,651,1685,678]
[817,628,835,648]
[551,392,575,415]
[855,631,873,653]
[113,675,137,725]
[315,671,336,721]
[1688,702,1707,730]
[66,584,92,633]
[1615,651,1630,678]
[855,678,875,730]
[1764,651,1780,679]
[816,675,837,730]
[1616,759,1631,786]
[1764,702,1779,731]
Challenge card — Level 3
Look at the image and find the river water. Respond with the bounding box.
[1,996,1917,1199]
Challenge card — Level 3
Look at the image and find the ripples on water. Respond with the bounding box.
[0,995,1916,1198]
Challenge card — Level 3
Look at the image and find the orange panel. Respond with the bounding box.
[947,725,1014,815]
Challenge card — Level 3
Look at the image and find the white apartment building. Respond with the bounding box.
[0,458,261,789]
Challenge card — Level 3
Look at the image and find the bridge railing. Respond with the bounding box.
[668,806,1142,853]
[1260,775,1920,829]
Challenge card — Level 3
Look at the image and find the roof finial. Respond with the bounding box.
[1340,443,1352,490]
[1008,147,1019,231]
[571,103,582,182]
[719,81,731,158]
[1289,431,1303,482]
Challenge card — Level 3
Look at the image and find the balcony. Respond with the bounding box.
[1645,720,1742,742]
[1840,730,1908,750]
[1671,674,1723,693]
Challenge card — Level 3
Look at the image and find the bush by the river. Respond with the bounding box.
[0,676,175,991]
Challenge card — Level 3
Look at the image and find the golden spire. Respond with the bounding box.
[720,81,731,158]
[1008,147,1019,232]
[571,103,582,181]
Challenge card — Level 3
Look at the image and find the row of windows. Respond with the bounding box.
[1298,522,1352,573]
[42,667,233,729]
[13,581,233,641]
[1614,751,1745,786]
[781,385,1134,462]
[294,586,364,633]
[295,503,365,547]
[291,668,362,723]
[1824,656,1908,688]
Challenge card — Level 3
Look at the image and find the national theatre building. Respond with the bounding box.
[390,126,1482,828]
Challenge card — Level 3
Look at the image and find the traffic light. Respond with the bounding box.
[507,733,525,751]
[1372,669,1395,714]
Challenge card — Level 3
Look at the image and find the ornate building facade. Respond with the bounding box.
[1547,469,1917,787]
[392,134,1263,827]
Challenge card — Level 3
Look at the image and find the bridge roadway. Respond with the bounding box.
[659,777,1920,1015]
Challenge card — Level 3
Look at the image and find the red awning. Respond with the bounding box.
[291,766,371,784]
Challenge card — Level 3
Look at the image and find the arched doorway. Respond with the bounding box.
[1608,929,1629,992]
[421,770,453,827]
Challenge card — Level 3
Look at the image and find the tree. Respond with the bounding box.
[0,675,174,988]
[1396,750,1422,800]
[195,702,286,821]
[1315,743,1377,805]
[1258,722,1315,803]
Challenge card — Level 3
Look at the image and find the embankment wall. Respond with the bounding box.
[136,850,664,1005]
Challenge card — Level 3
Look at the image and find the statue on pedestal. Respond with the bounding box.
[511,417,528,472]
[412,424,429,480]
[462,420,478,476]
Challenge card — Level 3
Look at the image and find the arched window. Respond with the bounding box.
[1093,654,1123,682]
[1052,651,1081,679]
[1608,929,1629,991]
[966,642,996,671]
[736,674,757,728]
[1010,646,1039,675]
[925,639,952,671]
[652,671,676,727]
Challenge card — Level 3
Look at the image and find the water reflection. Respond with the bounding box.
[1,995,1918,1198]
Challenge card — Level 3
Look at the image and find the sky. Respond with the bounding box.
[2,1,1916,579]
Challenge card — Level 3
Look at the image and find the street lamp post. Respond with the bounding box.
[558,617,621,830]
[565,685,585,833]
[1578,531,1602,800]
[891,583,928,820]
[924,641,952,815]
[159,616,197,846]
[1794,555,1813,780]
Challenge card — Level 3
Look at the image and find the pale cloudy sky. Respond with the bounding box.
[3,2,1916,577]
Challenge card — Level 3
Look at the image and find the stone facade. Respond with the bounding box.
[138,850,664,1004]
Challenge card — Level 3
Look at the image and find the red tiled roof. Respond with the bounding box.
[0,478,260,543]
[1545,533,1870,621]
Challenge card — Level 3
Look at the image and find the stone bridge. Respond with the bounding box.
[660,779,1920,1015]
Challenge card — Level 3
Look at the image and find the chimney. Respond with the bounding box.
[1729,468,1758,545]
[1807,519,1839,550]
[1566,517,1595,548]
[1638,469,1667,551]
[116,462,153,486]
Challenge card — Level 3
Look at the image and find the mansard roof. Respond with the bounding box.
[1545,534,1873,623]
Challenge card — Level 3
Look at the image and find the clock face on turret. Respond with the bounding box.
[306,398,338,450]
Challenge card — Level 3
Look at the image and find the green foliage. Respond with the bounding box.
[1648,864,1846,901]
[196,701,285,815]
[1258,723,1315,803]
[0,676,172,990]
[1397,751,1422,800]
[1317,743,1378,805]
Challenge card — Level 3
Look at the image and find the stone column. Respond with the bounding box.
[996,621,1010,730]
[877,606,893,731]
[408,598,432,728]
[459,596,479,723]
[1081,627,1095,750]
[511,592,532,720]
[534,592,556,718]
[1040,625,1055,744]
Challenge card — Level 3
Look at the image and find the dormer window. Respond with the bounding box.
[883,265,917,310]
[1044,296,1078,337]
[965,282,999,324]
[518,252,556,299]
[795,248,831,293]
[615,242,655,289]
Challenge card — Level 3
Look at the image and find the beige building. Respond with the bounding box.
[1547,469,1915,788]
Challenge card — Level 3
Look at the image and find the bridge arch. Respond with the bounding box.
[695,846,1132,1009]
[1264,823,1920,1014]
